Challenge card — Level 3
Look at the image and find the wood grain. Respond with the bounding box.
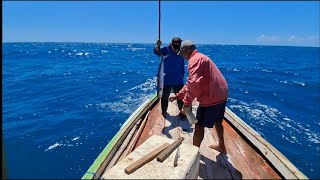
[157,137,185,162]
[124,143,170,174]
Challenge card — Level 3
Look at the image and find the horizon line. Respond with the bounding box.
[2,41,320,48]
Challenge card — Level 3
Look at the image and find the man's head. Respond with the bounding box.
[178,40,196,60]
[171,37,182,53]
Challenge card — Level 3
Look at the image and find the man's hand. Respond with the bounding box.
[155,40,162,54]
[183,104,191,111]
[156,40,162,47]
[169,96,178,102]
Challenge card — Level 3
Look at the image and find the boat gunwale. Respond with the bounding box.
[82,94,158,179]
[224,107,308,179]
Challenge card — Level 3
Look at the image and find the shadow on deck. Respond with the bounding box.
[134,95,281,179]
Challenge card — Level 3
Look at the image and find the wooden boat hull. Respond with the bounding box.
[82,93,308,179]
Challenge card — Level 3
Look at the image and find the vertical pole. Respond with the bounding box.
[158,0,161,40]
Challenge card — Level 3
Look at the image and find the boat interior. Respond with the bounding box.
[131,96,283,179]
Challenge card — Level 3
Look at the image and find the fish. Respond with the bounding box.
[157,57,164,98]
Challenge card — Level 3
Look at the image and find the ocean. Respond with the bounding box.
[2,42,319,179]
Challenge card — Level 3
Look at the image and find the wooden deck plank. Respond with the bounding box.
[164,98,194,143]
[157,137,185,162]
[134,102,162,148]
[123,110,151,157]
[106,118,142,170]
[202,128,233,179]
[211,122,254,179]
[124,143,170,174]
[223,120,281,179]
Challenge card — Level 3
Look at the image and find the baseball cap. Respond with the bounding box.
[177,40,196,55]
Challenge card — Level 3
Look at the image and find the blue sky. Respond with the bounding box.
[3,1,320,47]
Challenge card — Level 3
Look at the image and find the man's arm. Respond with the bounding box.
[176,84,187,100]
[154,40,164,56]
[177,58,203,106]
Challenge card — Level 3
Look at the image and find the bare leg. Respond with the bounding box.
[209,120,227,153]
[193,124,204,147]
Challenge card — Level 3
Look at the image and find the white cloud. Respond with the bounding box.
[256,34,280,42]
[306,35,320,43]
[255,34,319,47]
[288,35,305,42]
[288,35,320,46]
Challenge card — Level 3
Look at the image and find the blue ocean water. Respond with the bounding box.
[2,42,319,179]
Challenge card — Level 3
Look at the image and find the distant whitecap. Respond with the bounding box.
[283,117,291,121]
[293,81,305,86]
[45,143,62,151]
[72,137,80,141]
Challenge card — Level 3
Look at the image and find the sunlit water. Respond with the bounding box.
[2,43,319,179]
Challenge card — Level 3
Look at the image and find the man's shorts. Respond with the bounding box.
[196,101,227,128]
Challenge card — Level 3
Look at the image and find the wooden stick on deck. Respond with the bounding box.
[124,143,170,174]
[157,137,185,162]
[174,115,182,167]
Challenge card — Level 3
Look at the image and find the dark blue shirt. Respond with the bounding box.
[154,44,185,86]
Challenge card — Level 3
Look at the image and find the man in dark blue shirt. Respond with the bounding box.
[154,37,186,118]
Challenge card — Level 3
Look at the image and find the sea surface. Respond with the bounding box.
[2,42,320,179]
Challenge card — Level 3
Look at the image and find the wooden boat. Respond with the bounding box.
[82,93,308,179]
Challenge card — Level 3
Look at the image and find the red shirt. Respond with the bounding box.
[176,50,228,106]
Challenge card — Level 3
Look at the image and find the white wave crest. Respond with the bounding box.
[45,143,62,151]
[128,77,157,93]
[278,80,305,86]
[126,47,145,51]
[72,136,80,141]
[45,136,83,151]
[293,81,305,86]
[98,78,157,115]
[229,98,320,145]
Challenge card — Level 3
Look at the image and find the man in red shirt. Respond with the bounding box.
[170,40,229,153]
